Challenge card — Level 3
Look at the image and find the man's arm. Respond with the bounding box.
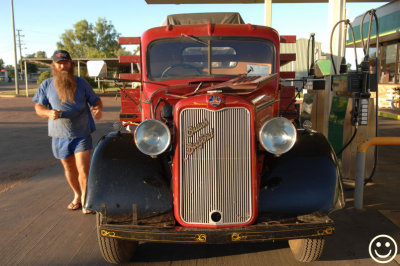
[34,103,60,120]
[91,99,103,120]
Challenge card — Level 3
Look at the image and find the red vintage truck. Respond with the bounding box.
[85,13,344,264]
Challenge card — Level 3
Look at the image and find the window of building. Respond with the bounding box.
[397,44,400,83]
[380,42,399,84]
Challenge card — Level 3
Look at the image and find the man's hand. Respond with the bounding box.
[91,99,103,120]
[48,109,61,120]
[35,103,60,120]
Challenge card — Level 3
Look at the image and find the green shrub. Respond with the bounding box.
[37,71,52,85]
[84,76,98,88]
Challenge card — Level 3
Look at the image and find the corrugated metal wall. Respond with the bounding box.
[280,38,322,78]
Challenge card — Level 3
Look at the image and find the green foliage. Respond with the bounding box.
[94,18,121,57]
[57,18,126,58]
[37,71,52,85]
[84,76,98,88]
[21,53,38,73]
[36,51,47,58]
[0,58,4,69]
[5,66,14,78]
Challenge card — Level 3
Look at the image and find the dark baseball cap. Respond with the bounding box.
[52,50,72,62]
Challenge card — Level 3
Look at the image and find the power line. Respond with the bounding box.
[11,0,19,94]
[16,29,25,78]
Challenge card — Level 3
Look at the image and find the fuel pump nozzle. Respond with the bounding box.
[308,33,315,77]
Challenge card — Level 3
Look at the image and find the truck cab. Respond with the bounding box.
[85,13,344,264]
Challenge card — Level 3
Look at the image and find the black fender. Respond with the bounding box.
[85,131,172,218]
[259,130,344,214]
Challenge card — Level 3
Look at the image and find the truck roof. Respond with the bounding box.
[161,12,245,26]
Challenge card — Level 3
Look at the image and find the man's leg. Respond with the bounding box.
[60,155,81,205]
[74,150,91,209]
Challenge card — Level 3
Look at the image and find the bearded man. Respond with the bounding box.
[33,50,102,214]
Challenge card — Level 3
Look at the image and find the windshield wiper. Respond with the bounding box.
[181,34,208,46]
[181,34,211,75]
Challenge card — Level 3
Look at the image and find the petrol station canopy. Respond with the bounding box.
[145,0,388,3]
[346,0,400,46]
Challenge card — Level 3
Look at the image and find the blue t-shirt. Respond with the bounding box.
[33,77,100,139]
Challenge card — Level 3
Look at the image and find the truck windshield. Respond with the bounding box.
[147,37,275,80]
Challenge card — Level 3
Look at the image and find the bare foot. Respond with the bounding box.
[82,208,94,214]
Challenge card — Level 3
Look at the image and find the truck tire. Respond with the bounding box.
[96,213,138,264]
[288,237,325,262]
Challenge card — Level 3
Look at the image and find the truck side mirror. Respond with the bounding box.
[87,60,107,78]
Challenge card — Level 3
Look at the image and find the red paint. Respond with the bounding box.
[280,35,296,43]
[172,94,259,228]
[118,37,140,45]
[117,20,298,228]
[119,55,140,64]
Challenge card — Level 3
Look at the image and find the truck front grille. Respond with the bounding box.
[179,107,252,225]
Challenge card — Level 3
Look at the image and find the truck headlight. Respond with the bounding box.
[134,119,171,156]
[259,117,296,155]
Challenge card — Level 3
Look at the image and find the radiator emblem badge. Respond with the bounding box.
[186,129,214,158]
[209,95,221,107]
[185,118,214,160]
[187,119,209,137]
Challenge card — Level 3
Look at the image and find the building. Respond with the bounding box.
[0,69,8,81]
[347,0,400,109]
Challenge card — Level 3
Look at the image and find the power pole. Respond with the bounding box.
[16,29,25,79]
[11,0,19,94]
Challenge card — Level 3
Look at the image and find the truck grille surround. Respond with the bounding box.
[179,107,253,226]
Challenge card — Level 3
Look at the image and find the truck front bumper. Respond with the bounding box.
[98,213,334,244]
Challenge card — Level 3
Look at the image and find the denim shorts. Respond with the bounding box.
[52,135,93,159]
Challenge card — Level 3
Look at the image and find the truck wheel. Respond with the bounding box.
[288,237,325,262]
[96,213,138,264]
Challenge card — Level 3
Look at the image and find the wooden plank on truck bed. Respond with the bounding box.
[119,55,140,64]
[280,71,296,79]
[119,37,140,45]
[280,53,296,67]
[280,35,296,43]
[119,73,141,81]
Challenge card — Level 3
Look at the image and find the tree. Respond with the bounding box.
[21,53,38,73]
[94,18,121,56]
[0,58,4,69]
[36,51,47,58]
[57,18,125,58]
[5,65,14,78]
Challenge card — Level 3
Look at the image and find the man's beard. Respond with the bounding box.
[52,65,77,104]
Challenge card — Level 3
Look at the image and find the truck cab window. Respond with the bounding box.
[148,38,275,80]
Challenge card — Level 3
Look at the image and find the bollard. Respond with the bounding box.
[354,152,366,209]
[354,137,400,209]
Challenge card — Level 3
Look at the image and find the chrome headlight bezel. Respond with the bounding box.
[259,117,297,155]
[134,119,171,156]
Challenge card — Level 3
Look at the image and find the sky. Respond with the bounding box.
[0,0,385,67]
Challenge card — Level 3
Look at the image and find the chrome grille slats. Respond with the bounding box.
[179,107,252,225]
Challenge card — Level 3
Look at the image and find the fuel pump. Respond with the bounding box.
[301,9,379,180]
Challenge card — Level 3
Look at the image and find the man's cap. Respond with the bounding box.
[52,50,72,62]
